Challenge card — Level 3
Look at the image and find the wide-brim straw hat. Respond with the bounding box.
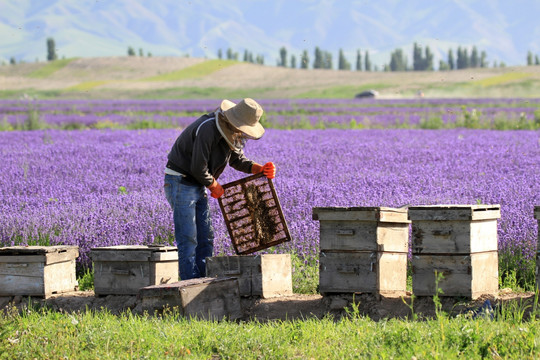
[220,98,265,139]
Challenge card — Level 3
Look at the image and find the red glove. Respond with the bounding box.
[207,179,224,198]
[252,162,276,179]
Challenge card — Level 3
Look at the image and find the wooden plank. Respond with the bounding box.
[377,252,407,295]
[408,205,500,221]
[180,278,242,320]
[90,250,152,262]
[319,252,377,294]
[93,261,151,295]
[140,278,242,320]
[150,251,178,262]
[260,254,293,298]
[45,248,79,265]
[0,245,78,256]
[412,219,498,254]
[376,223,409,253]
[0,255,46,264]
[150,261,178,285]
[43,259,78,298]
[0,262,45,296]
[313,208,379,222]
[206,254,292,298]
[319,221,378,251]
[412,252,498,299]
[471,252,499,298]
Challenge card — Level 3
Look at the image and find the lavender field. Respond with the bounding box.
[1,124,539,283]
[1,98,540,130]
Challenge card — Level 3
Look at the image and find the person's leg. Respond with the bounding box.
[195,188,214,276]
[164,174,200,280]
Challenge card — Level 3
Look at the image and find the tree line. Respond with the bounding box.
[3,37,540,71]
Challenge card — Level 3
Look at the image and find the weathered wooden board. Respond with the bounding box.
[313,207,409,223]
[0,246,79,298]
[206,254,292,298]
[412,252,498,299]
[91,246,178,295]
[319,251,407,295]
[408,204,501,221]
[140,277,242,320]
[319,221,409,252]
[411,219,498,254]
[314,207,410,252]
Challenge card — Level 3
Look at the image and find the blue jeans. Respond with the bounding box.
[164,174,214,280]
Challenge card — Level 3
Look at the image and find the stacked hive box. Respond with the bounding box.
[535,207,540,289]
[409,205,500,299]
[90,245,178,295]
[313,207,410,295]
[206,254,293,298]
[0,246,79,298]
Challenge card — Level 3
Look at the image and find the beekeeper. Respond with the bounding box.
[164,98,275,280]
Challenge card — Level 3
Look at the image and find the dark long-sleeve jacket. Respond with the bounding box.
[166,113,254,187]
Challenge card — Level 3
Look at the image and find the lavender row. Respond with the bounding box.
[1,128,538,268]
[1,98,539,114]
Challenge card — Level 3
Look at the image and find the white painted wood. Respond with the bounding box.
[408,205,501,221]
[319,251,407,295]
[0,246,79,298]
[91,246,178,295]
[313,207,409,223]
[412,219,498,254]
[206,254,292,298]
[412,252,498,299]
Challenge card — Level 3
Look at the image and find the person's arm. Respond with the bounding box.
[229,149,255,174]
[190,122,217,187]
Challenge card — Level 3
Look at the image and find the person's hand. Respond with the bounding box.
[252,162,276,179]
[208,179,224,198]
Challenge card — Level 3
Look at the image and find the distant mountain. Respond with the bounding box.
[1,0,539,68]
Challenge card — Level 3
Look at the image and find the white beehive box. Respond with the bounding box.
[139,277,242,320]
[319,251,407,295]
[412,252,498,299]
[90,245,178,295]
[409,205,500,298]
[313,207,410,295]
[0,246,79,298]
[206,254,293,298]
[313,207,410,252]
[408,204,501,254]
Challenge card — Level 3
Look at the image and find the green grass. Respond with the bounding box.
[28,58,78,78]
[473,72,532,87]
[66,80,110,91]
[144,59,238,81]
[2,299,540,359]
[296,83,393,98]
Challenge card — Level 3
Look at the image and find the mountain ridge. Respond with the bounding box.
[1,0,539,67]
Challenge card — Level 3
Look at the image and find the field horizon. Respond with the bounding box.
[2,56,540,100]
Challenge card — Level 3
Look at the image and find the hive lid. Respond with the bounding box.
[408,204,501,221]
[312,206,410,223]
[139,277,237,296]
[90,245,177,252]
[0,245,79,256]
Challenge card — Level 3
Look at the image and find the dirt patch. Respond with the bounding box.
[1,289,535,321]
